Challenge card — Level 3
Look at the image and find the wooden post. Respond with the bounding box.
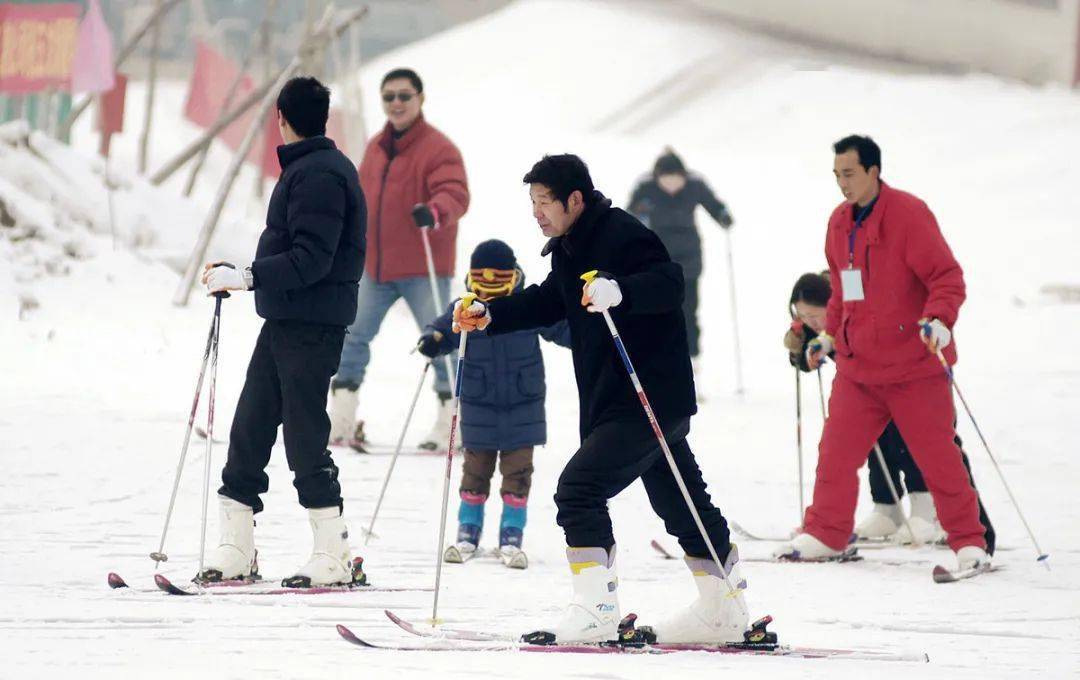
[150,5,368,188]
[138,0,164,174]
[61,0,184,138]
[171,6,369,306]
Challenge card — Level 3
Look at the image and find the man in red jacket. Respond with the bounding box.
[776,135,990,572]
[330,68,470,451]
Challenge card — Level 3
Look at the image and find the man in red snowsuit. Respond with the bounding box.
[777,135,989,570]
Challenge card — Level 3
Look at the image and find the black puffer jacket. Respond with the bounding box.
[251,136,366,326]
[487,192,695,439]
[628,175,731,278]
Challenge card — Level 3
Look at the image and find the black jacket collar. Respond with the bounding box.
[541,191,612,257]
[277,136,336,170]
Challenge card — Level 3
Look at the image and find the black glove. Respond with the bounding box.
[411,203,435,229]
[718,208,734,229]
[416,331,443,358]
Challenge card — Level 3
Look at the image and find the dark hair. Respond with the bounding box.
[381,68,423,93]
[790,271,831,307]
[276,76,329,138]
[522,154,595,208]
[833,134,881,175]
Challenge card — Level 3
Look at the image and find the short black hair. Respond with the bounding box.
[790,271,832,307]
[833,135,882,175]
[381,68,423,93]
[276,76,329,138]
[522,154,595,208]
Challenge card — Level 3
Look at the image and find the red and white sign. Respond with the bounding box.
[0,3,81,94]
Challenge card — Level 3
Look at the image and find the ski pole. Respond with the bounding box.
[412,204,456,397]
[870,441,920,547]
[363,361,431,544]
[921,324,1049,566]
[430,293,474,625]
[582,272,747,615]
[816,368,827,419]
[150,293,225,567]
[723,229,744,395]
[794,367,804,525]
[197,294,225,579]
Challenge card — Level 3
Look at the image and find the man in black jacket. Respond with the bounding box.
[628,150,733,370]
[454,154,748,644]
[200,77,367,588]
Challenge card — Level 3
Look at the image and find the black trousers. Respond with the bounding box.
[220,320,346,514]
[554,418,730,561]
[683,274,701,358]
[868,421,996,554]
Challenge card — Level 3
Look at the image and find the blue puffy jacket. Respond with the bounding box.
[427,281,571,451]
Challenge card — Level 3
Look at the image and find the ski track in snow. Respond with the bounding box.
[4,0,1080,677]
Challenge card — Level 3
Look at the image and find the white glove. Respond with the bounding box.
[583,277,622,313]
[203,264,248,294]
[919,318,951,351]
[806,333,834,370]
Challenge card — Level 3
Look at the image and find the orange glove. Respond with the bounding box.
[452,294,491,333]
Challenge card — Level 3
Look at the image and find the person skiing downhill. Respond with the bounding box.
[453,154,748,644]
[776,135,990,572]
[200,77,367,588]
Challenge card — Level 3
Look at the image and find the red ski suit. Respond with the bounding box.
[804,181,986,552]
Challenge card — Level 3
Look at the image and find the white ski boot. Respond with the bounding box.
[854,503,903,540]
[498,544,528,570]
[654,547,749,643]
[444,541,480,563]
[895,492,946,545]
[550,546,620,643]
[282,506,356,588]
[773,531,845,561]
[199,495,258,582]
[956,545,990,570]
[328,385,359,446]
[418,395,454,451]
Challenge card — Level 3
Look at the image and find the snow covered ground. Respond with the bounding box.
[3,0,1079,677]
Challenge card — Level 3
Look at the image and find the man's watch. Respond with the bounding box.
[242,266,255,291]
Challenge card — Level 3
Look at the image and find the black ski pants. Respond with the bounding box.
[220,320,346,514]
[868,421,996,554]
[554,417,730,561]
[683,274,701,358]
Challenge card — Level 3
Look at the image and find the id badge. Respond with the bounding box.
[841,268,865,302]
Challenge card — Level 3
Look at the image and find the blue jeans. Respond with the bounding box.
[336,275,453,394]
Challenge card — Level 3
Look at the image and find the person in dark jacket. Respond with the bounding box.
[628,149,733,370]
[454,154,747,645]
[200,77,367,588]
[784,272,995,552]
[417,239,570,569]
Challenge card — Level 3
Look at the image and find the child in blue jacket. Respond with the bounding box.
[417,239,570,569]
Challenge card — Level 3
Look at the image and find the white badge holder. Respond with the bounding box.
[841,268,864,302]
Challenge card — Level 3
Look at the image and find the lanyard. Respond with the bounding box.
[847,201,876,268]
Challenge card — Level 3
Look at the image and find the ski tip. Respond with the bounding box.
[384,609,402,625]
[1037,553,1050,562]
[107,572,128,589]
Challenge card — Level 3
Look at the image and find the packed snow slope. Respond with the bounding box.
[3,1,1078,678]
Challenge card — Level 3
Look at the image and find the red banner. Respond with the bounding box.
[0,3,80,94]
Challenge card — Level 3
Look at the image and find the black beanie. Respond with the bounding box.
[654,151,686,177]
[470,239,517,270]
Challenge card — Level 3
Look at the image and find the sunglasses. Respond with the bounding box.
[381,91,416,104]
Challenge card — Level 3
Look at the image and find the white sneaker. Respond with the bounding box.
[283,507,354,588]
[655,547,748,644]
[551,546,620,643]
[200,496,258,582]
[328,386,359,445]
[854,503,902,540]
[498,544,528,570]
[418,396,454,451]
[956,545,990,571]
[773,532,843,561]
[444,541,479,563]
